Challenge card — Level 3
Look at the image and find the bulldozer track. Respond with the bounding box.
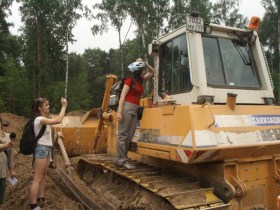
[56,164,104,210]
[55,154,115,210]
[79,154,230,210]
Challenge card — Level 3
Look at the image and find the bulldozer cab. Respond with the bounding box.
[137,14,279,162]
[150,14,273,106]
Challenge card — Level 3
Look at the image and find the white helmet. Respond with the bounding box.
[128,61,146,72]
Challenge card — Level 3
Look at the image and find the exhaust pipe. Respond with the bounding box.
[226,93,237,111]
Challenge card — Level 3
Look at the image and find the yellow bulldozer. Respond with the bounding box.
[52,13,280,209]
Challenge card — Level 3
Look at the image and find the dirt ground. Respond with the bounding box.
[0,113,85,210]
[0,112,173,210]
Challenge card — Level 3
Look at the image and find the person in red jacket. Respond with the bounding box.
[115,58,154,170]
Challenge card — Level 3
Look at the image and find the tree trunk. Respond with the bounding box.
[118,27,124,78]
[141,26,147,61]
[278,4,280,72]
[35,6,41,97]
[275,0,280,104]
[65,25,69,98]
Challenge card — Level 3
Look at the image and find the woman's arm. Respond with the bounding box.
[136,58,155,81]
[143,62,155,81]
[40,97,67,125]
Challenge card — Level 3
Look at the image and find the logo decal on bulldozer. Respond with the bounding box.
[194,129,280,147]
[138,129,186,146]
[214,115,280,127]
[139,128,161,143]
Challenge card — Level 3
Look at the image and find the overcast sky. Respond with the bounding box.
[7,0,265,54]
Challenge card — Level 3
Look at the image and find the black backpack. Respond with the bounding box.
[19,119,46,155]
[108,77,135,110]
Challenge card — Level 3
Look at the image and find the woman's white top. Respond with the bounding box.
[34,116,52,146]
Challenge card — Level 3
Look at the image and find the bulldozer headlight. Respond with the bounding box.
[197,95,214,104]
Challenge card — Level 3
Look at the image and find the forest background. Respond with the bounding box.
[0,0,279,117]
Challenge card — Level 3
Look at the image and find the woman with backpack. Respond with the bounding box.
[29,97,67,210]
[115,58,154,170]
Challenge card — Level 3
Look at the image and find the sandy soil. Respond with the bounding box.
[0,113,84,210]
[0,113,173,210]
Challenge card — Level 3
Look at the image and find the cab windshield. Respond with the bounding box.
[202,36,261,88]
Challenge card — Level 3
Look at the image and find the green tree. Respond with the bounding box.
[259,0,279,103]
[68,71,91,110]
[0,1,27,114]
[259,0,278,72]
[82,48,108,107]
[20,0,64,98]
[168,0,212,31]
[122,39,141,69]
[0,56,32,115]
[211,0,248,28]
[91,0,128,77]
[19,0,82,100]
[67,53,91,110]
[58,0,82,98]
[0,0,15,74]
[125,0,169,60]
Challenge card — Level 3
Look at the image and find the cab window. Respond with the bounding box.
[202,36,261,88]
[159,34,192,94]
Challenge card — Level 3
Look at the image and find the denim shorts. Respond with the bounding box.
[34,145,52,159]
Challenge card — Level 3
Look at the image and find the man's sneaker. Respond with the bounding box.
[31,206,41,210]
[123,162,136,170]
